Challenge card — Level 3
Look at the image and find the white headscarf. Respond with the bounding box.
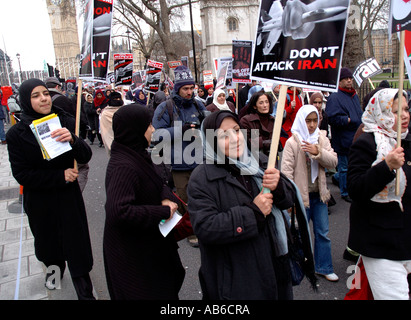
[212,88,231,111]
[291,105,320,183]
[362,88,408,209]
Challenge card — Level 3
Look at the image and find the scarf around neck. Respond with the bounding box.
[362,88,408,209]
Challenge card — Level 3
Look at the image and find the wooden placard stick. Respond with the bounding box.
[368,78,375,90]
[396,30,405,196]
[263,85,288,193]
[236,83,239,113]
[74,79,83,171]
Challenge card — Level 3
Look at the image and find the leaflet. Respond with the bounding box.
[159,211,183,237]
[31,113,72,160]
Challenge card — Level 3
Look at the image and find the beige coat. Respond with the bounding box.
[281,130,337,208]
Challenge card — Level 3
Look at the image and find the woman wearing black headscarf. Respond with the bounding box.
[103,104,185,300]
[6,79,95,299]
[187,110,316,300]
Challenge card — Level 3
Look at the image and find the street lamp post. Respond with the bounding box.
[16,53,23,83]
[188,0,198,83]
[125,29,131,53]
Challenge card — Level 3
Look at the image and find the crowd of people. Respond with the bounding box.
[2,64,411,300]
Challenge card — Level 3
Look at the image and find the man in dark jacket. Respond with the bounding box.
[237,80,257,113]
[325,67,363,203]
[152,65,206,247]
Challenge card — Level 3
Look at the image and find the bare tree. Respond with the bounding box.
[351,0,389,58]
[115,0,200,63]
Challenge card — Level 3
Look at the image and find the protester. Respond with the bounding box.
[347,88,411,299]
[280,86,303,148]
[309,92,329,136]
[240,90,277,157]
[206,88,235,113]
[205,85,214,106]
[152,65,206,247]
[325,67,362,203]
[238,84,265,119]
[237,80,257,113]
[187,110,316,299]
[0,95,6,144]
[94,89,109,114]
[195,86,207,105]
[103,104,184,300]
[281,105,339,282]
[100,91,124,155]
[6,79,95,300]
[134,89,147,106]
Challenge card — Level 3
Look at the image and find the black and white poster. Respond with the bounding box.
[144,60,163,93]
[389,0,411,34]
[79,0,93,79]
[79,0,113,81]
[114,53,133,86]
[352,58,382,87]
[251,0,350,92]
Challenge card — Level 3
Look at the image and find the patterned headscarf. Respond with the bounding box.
[362,88,408,209]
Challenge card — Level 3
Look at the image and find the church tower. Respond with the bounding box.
[46,0,80,79]
[200,0,259,74]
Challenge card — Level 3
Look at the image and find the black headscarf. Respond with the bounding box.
[113,104,152,154]
[18,78,67,124]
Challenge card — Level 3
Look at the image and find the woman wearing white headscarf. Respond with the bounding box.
[205,88,235,113]
[281,104,338,282]
[347,88,411,299]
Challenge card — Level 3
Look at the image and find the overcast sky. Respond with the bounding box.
[0,0,201,73]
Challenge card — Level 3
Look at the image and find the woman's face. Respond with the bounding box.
[254,94,270,114]
[198,89,204,96]
[86,95,93,103]
[217,93,226,105]
[392,96,410,134]
[305,112,318,134]
[96,93,103,99]
[144,124,155,144]
[217,117,245,159]
[208,87,214,95]
[31,86,52,115]
[139,91,145,99]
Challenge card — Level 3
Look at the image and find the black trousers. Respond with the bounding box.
[44,260,95,300]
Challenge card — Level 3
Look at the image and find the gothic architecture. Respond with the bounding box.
[199,0,260,74]
[46,0,80,79]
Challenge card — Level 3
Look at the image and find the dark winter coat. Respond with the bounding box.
[325,89,363,155]
[205,101,236,113]
[187,157,296,300]
[240,113,274,156]
[348,132,411,260]
[6,108,93,277]
[104,141,185,300]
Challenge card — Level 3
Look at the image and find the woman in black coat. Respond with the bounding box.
[187,110,315,300]
[347,88,411,299]
[6,79,95,299]
[104,104,185,300]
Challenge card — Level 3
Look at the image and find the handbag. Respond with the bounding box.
[284,207,305,286]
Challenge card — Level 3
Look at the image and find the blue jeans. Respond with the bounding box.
[336,154,348,197]
[305,193,334,275]
[0,119,5,141]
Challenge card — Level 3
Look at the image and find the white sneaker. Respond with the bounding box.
[323,273,339,282]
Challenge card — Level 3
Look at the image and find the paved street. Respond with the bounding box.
[0,126,356,300]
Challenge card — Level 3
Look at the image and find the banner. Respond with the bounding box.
[181,56,189,68]
[389,0,411,35]
[203,70,213,88]
[114,53,133,86]
[163,72,174,91]
[145,59,163,93]
[352,58,382,87]
[79,0,93,79]
[402,30,411,86]
[232,40,253,83]
[251,0,350,92]
[167,61,182,69]
[215,62,229,90]
[79,0,113,81]
[130,71,144,92]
